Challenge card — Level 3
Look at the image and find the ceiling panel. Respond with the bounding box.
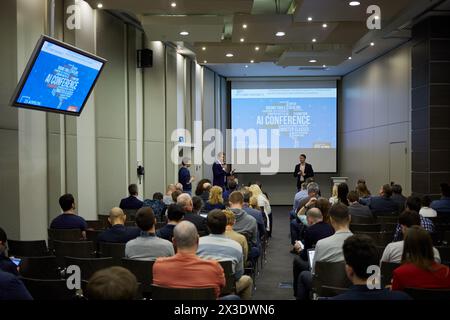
[276,47,352,66]
[192,42,267,63]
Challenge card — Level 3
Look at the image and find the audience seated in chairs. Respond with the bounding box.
[197,209,253,299]
[50,193,87,239]
[347,191,373,220]
[125,207,174,261]
[177,193,209,236]
[391,184,407,213]
[163,184,177,205]
[119,184,143,210]
[430,183,450,214]
[242,190,266,241]
[393,196,434,241]
[356,179,371,205]
[223,210,249,262]
[381,210,441,264]
[223,180,238,203]
[368,184,400,217]
[0,228,19,276]
[0,269,33,300]
[86,266,138,300]
[192,196,204,215]
[157,204,184,242]
[143,192,167,221]
[204,186,226,211]
[327,234,411,300]
[248,184,272,237]
[152,221,226,299]
[336,183,350,206]
[292,181,309,218]
[296,203,353,300]
[420,195,437,218]
[291,183,320,244]
[97,207,140,243]
[392,226,450,291]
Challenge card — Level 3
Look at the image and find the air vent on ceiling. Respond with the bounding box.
[298,66,328,71]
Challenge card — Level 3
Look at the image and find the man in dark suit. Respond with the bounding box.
[212,152,234,188]
[177,193,209,236]
[347,191,374,221]
[391,184,407,213]
[368,184,399,217]
[293,154,314,191]
[97,207,140,243]
[119,184,143,210]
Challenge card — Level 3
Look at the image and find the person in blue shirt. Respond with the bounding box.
[178,157,195,195]
[431,183,450,214]
[157,204,184,242]
[97,207,140,243]
[326,234,411,300]
[0,269,33,300]
[50,194,87,239]
[0,228,19,276]
[119,184,143,210]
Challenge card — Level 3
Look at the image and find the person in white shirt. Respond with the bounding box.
[419,195,437,218]
[248,184,271,234]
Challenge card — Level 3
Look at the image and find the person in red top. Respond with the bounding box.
[152,220,225,298]
[392,225,450,291]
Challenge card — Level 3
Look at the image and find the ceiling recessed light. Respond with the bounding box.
[309,59,317,63]
[255,46,260,51]
[323,65,326,68]
[245,65,248,68]
[348,56,352,60]
[275,31,286,37]
[374,16,380,20]
[240,38,245,42]
[307,17,313,21]
[322,23,328,28]
[97,3,103,8]
[179,31,189,36]
[250,60,254,63]
[243,24,247,29]
[203,60,207,64]
[226,53,234,58]
[370,42,375,46]
[171,2,176,7]
[312,38,317,42]
[202,47,206,51]
[349,1,360,6]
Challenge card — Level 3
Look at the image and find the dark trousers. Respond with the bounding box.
[292,255,310,297]
[290,219,304,245]
[296,271,313,300]
[268,213,273,238]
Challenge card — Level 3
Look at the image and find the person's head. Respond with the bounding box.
[380,184,392,198]
[171,190,182,203]
[86,267,138,300]
[299,154,306,164]
[152,192,163,201]
[391,184,403,195]
[172,221,199,253]
[307,182,320,198]
[242,190,252,204]
[175,183,183,191]
[135,207,156,232]
[167,204,185,223]
[59,194,75,212]
[166,184,176,195]
[192,196,204,213]
[301,182,308,191]
[228,191,244,209]
[306,207,323,226]
[217,152,225,163]
[347,190,359,204]
[343,235,379,284]
[223,209,235,227]
[440,183,450,197]
[181,157,191,167]
[402,226,435,270]
[228,180,238,191]
[208,186,224,205]
[315,197,331,223]
[329,203,350,230]
[128,184,138,196]
[195,178,211,196]
[406,196,421,212]
[108,207,126,226]
[248,184,263,199]
[331,184,338,198]
[356,181,371,198]
[398,210,421,235]
[206,209,227,235]
[249,196,259,209]
[177,193,193,213]
[204,183,212,192]
[421,195,432,208]
[0,227,7,253]
[337,183,349,205]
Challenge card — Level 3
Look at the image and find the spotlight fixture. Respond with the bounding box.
[309,59,317,63]
[226,53,234,57]
[97,3,103,8]
[179,31,189,36]
[240,38,245,42]
[370,42,375,46]
[171,2,176,7]
[255,46,260,51]
[250,60,254,63]
[243,24,247,29]
[275,31,286,37]
[349,1,360,6]
[312,38,317,43]
[307,17,312,21]
[348,56,352,60]
[322,23,328,28]
[203,60,207,64]
[323,65,326,68]
[202,47,206,51]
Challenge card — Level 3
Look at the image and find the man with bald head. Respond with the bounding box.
[97,207,140,243]
[177,193,208,236]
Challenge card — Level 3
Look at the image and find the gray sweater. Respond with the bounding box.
[125,233,174,260]
[230,208,258,247]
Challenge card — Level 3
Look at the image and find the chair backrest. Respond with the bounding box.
[380,261,401,287]
[53,240,95,260]
[380,223,398,233]
[352,231,392,247]
[320,285,350,297]
[376,215,399,224]
[121,258,154,296]
[64,256,114,281]
[349,215,376,224]
[7,240,48,257]
[21,277,76,300]
[19,256,61,279]
[123,209,138,221]
[312,261,352,297]
[436,246,450,264]
[86,230,103,243]
[97,214,110,227]
[125,221,136,227]
[404,287,450,300]
[151,285,216,300]
[98,242,126,265]
[350,223,381,233]
[48,228,83,242]
[218,260,236,296]
[86,220,105,230]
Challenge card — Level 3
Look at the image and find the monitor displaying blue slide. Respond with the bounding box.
[10,35,106,116]
[230,82,337,173]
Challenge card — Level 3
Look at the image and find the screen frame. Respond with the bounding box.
[9,35,107,117]
[227,80,339,174]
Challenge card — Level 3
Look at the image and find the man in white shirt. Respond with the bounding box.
[295,203,353,300]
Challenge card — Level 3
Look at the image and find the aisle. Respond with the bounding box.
[253,205,294,300]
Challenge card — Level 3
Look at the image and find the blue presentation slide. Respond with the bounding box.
[231,88,337,149]
[17,41,103,113]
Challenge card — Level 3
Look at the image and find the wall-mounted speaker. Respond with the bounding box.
[137,49,153,68]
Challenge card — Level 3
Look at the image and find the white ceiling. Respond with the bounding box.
[84,0,450,77]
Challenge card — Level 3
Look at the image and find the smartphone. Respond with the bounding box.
[10,257,21,266]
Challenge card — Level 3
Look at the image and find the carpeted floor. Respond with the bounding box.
[253,205,294,300]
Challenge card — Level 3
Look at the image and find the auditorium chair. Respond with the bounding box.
[219,260,236,296]
[123,209,138,221]
[86,229,103,245]
[436,246,450,265]
[380,223,398,233]
[151,285,216,300]
[374,246,386,261]
[53,240,96,266]
[352,231,393,247]
[97,214,110,228]
[376,214,399,224]
[86,220,105,230]
[125,221,136,227]
[350,223,381,233]
[7,240,49,257]
[380,261,401,287]
[47,228,83,251]
[312,261,352,298]
[404,287,450,300]
[21,277,77,300]
[121,258,154,298]
[64,256,114,281]
[19,256,62,279]
[349,215,376,224]
[97,242,125,265]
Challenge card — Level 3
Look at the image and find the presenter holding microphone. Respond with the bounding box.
[213,152,234,188]
[293,154,314,191]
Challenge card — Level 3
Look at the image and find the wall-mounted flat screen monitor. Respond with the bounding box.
[10,35,106,116]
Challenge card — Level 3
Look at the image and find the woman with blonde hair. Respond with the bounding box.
[329,184,338,205]
[204,185,225,212]
[249,184,272,236]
